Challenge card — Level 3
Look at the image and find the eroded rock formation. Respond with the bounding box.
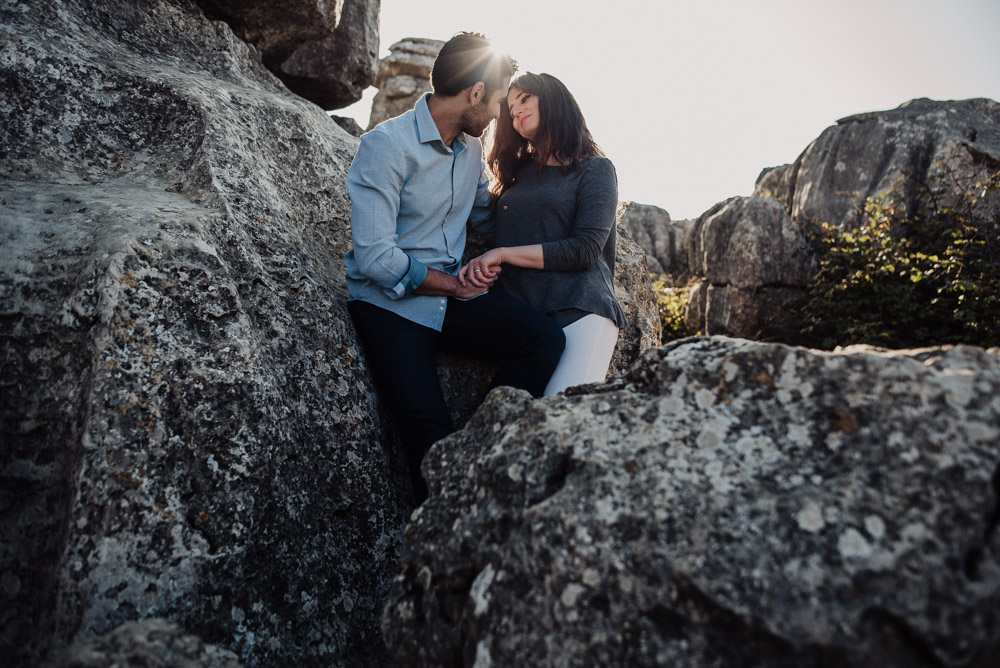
[684,98,1000,340]
[755,97,1000,229]
[56,618,242,668]
[1,1,402,665]
[196,0,381,109]
[383,336,1000,667]
[367,38,443,130]
[686,196,815,339]
[618,202,693,276]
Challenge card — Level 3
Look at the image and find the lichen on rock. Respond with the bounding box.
[383,336,1000,667]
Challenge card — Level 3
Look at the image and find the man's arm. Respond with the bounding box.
[347,130,430,298]
[417,266,498,298]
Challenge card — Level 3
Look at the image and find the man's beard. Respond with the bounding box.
[459,100,493,137]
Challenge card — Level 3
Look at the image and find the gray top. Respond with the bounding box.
[493,156,628,330]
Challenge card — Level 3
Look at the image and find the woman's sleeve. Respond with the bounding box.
[540,158,618,271]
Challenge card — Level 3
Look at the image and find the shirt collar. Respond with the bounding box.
[415,93,467,155]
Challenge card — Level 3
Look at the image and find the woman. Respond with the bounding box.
[459,72,628,396]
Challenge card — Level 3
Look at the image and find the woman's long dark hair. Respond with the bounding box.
[487,72,604,198]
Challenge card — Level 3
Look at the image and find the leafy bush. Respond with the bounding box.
[801,160,1000,349]
[653,276,695,343]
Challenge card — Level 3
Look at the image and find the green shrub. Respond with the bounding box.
[653,276,695,343]
[801,161,1000,349]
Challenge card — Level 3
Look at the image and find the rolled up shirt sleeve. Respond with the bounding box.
[392,256,428,297]
[541,158,619,271]
[347,130,423,297]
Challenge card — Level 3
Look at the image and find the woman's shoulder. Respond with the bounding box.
[580,155,617,182]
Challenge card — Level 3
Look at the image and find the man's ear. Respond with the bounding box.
[469,81,486,105]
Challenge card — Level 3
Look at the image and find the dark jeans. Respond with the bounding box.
[348,292,565,501]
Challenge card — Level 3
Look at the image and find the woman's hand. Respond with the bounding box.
[459,248,505,288]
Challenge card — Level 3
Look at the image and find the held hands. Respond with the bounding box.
[458,248,504,289]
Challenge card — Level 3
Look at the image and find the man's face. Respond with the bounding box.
[460,76,511,137]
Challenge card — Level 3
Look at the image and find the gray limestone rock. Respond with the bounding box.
[618,202,693,275]
[686,197,816,340]
[383,336,1000,667]
[195,0,381,110]
[275,0,381,110]
[367,38,443,130]
[1,1,404,665]
[54,618,242,667]
[690,98,1000,341]
[754,98,1000,229]
[195,0,342,63]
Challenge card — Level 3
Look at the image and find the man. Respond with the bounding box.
[344,32,565,502]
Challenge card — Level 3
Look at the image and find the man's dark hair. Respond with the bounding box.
[431,32,517,97]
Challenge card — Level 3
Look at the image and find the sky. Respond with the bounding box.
[339,0,1000,221]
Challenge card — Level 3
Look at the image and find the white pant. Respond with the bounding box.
[543,314,619,396]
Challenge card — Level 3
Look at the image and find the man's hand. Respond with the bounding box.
[458,248,504,288]
[414,267,498,299]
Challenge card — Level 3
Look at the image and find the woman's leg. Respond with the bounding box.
[543,314,619,396]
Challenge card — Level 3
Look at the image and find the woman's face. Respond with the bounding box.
[507,87,540,140]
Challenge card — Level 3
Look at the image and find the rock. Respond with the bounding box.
[194,0,341,63]
[195,0,381,110]
[367,38,443,130]
[618,202,693,275]
[275,0,381,110]
[754,98,1000,229]
[383,336,1000,667]
[690,98,1000,341]
[55,618,242,667]
[686,197,815,339]
[1,1,405,665]
[610,224,662,374]
[330,113,365,137]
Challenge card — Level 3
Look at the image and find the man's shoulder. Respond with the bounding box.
[366,108,418,141]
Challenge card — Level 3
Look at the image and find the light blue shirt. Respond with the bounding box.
[344,93,494,331]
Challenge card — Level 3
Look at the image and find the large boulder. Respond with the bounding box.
[383,336,1000,667]
[686,98,1000,341]
[755,98,1000,229]
[55,618,242,667]
[1,1,405,665]
[195,0,381,110]
[274,0,381,110]
[686,196,816,339]
[618,202,693,275]
[367,38,443,130]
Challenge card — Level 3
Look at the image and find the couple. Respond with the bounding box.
[344,32,627,502]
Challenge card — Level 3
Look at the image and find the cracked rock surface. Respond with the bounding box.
[1,1,405,665]
[383,336,1000,667]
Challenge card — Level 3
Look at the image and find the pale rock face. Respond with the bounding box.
[683,98,999,341]
[755,98,1000,230]
[618,202,693,275]
[685,196,816,339]
[367,38,443,130]
[383,336,1000,667]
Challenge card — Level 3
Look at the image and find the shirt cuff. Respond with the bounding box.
[388,256,428,298]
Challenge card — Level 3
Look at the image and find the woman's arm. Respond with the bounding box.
[539,158,618,272]
[458,244,543,288]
